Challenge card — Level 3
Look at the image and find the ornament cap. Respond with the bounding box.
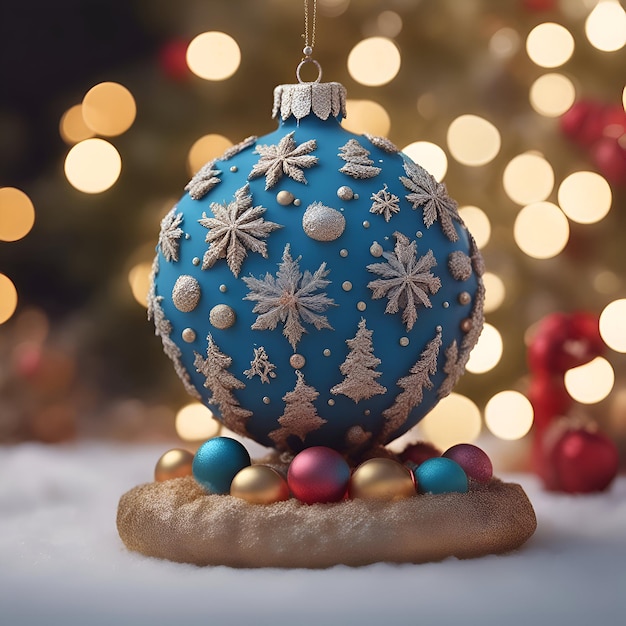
[272,81,347,122]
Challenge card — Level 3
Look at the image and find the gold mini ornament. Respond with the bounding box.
[230,465,290,504]
[349,457,416,501]
[154,448,194,482]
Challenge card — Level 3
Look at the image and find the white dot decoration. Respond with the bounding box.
[277,190,295,206]
[362,221,370,228]
[342,281,353,291]
[302,202,346,241]
[370,242,383,257]
[182,328,197,343]
[209,304,236,329]
[337,186,354,201]
[399,337,409,347]
[290,354,306,369]
[192,257,200,266]
[230,166,238,173]
[263,396,271,405]
[328,399,336,406]
[357,301,367,311]
[323,349,331,357]
[219,284,228,293]
[172,275,201,312]
[340,249,348,258]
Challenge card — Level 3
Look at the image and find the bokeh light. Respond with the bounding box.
[466,323,503,374]
[446,115,501,166]
[187,134,233,176]
[585,0,626,52]
[0,187,35,242]
[503,153,555,205]
[458,205,491,249]
[186,31,241,81]
[0,273,18,324]
[347,37,401,86]
[599,299,626,352]
[402,142,448,181]
[485,391,534,440]
[482,273,506,313]
[318,0,350,17]
[514,202,569,259]
[64,138,122,194]
[489,27,521,59]
[558,171,612,224]
[82,82,136,137]
[564,357,615,404]
[623,85,626,111]
[128,262,153,307]
[175,402,222,441]
[377,11,403,38]
[526,22,575,68]
[59,104,95,144]
[529,73,576,117]
[342,99,391,136]
[419,393,482,450]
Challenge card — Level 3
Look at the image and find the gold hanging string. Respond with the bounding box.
[298,0,322,83]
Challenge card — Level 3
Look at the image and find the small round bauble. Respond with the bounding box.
[230,465,290,504]
[150,80,485,455]
[287,446,350,504]
[400,441,441,467]
[443,443,492,483]
[349,458,415,501]
[154,448,194,482]
[192,437,251,494]
[415,457,468,495]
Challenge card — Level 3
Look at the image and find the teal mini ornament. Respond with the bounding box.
[149,52,484,456]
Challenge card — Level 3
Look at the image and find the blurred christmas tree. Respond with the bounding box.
[0,0,625,464]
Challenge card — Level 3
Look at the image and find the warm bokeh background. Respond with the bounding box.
[1,0,625,469]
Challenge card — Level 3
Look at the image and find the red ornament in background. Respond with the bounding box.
[592,137,626,184]
[526,311,619,493]
[159,39,191,82]
[400,441,441,467]
[560,100,606,147]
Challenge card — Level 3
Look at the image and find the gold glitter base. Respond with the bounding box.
[117,476,536,568]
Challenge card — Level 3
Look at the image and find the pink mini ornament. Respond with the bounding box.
[443,443,493,483]
[287,446,351,504]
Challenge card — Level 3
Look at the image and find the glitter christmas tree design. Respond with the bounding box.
[243,346,277,384]
[338,138,381,179]
[269,370,327,449]
[194,334,252,435]
[331,318,386,402]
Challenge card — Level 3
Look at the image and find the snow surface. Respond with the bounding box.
[1,442,625,626]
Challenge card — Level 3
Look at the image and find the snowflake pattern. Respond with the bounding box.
[248,131,318,190]
[219,135,257,161]
[364,133,399,154]
[185,161,222,201]
[243,346,277,384]
[157,207,184,262]
[198,183,282,277]
[367,232,441,332]
[370,184,400,222]
[243,244,335,351]
[400,160,462,242]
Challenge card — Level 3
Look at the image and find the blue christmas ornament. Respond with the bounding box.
[150,76,484,455]
[415,457,469,495]
[192,436,251,494]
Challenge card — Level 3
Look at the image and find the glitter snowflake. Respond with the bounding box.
[243,346,277,384]
[364,133,399,154]
[198,183,282,277]
[157,207,184,262]
[248,131,318,190]
[185,161,222,201]
[370,184,400,222]
[400,160,462,242]
[367,232,441,332]
[243,244,335,351]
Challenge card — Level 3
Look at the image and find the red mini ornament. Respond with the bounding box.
[400,441,441,467]
[287,446,351,504]
[544,421,619,493]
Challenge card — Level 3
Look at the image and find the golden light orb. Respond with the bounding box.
[503,153,554,205]
[402,142,448,182]
[128,262,153,308]
[64,138,122,194]
[0,187,35,242]
[347,37,401,87]
[458,206,491,249]
[485,391,534,440]
[419,393,482,450]
[187,134,233,177]
[529,73,576,117]
[558,171,612,224]
[526,22,575,68]
[600,299,626,352]
[59,104,95,145]
[82,82,136,137]
[466,323,503,374]
[482,273,506,313]
[564,357,615,404]
[0,273,18,324]
[186,32,241,80]
[342,100,391,137]
[514,202,569,259]
[585,0,626,52]
[446,115,501,166]
[175,402,221,442]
